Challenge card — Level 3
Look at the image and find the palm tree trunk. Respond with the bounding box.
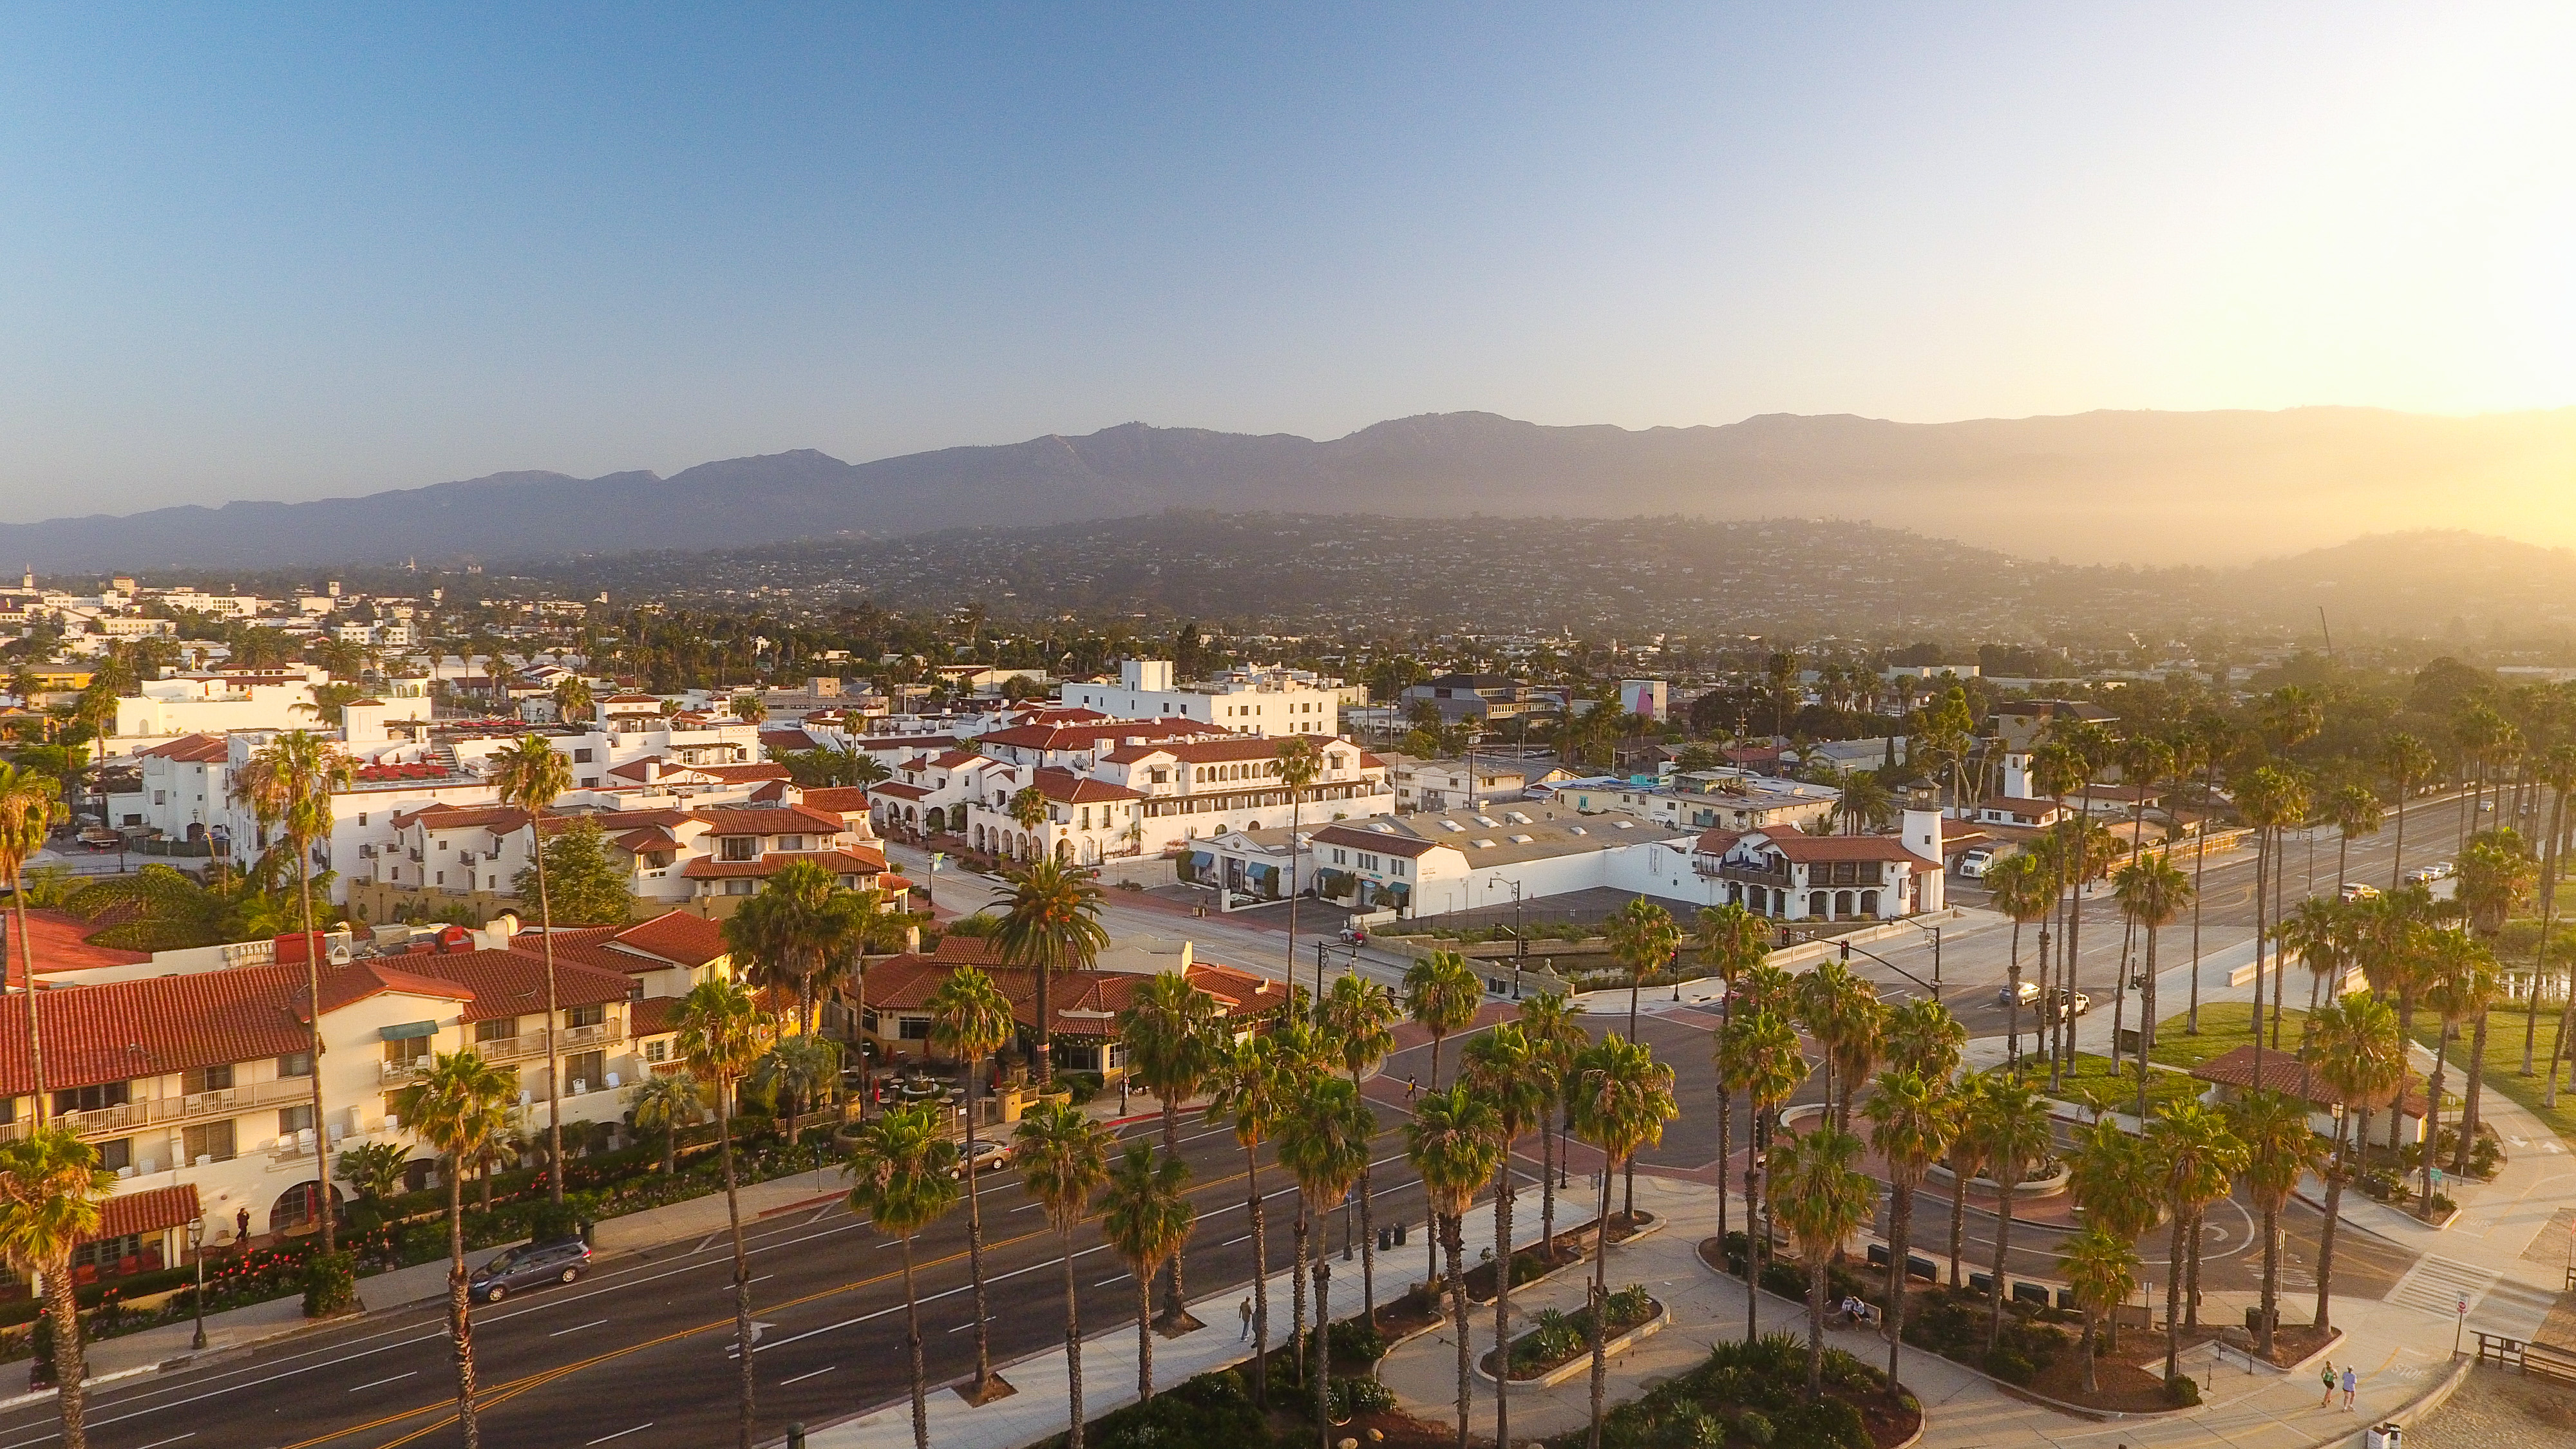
[904,1239,929,1449]
[1135,1273,1155,1401]
[1885,1182,1913,1383]
[2191,760,2215,1032]
[2391,784,2409,891]
[717,1088,755,1449]
[2079,1306,2099,1395]
[1351,1067,1376,1320]
[1314,1253,1334,1449]
[535,828,564,1205]
[448,1169,476,1449]
[1715,1081,1731,1258]
[1946,1162,1967,1290]
[2392,999,2417,1154]
[2270,826,2291,1047]
[1441,1210,1471,1449]
[1159,1100,1189,1325]
[2137,925,2161,1120]
[2457,1010,2491,1175]
[965,1062,991,1396]
[1036,969,1052,1088]
[1985,1179,2016,1349]
[1061,1227,1086,1449]
[295,847,336,1258]
[2258,1200,2280,1357]
[2251,828,2268,1092]
[2007,919,2022,1068]
[2423,1025,2451,1217]
[2318,1109,2351,1334]
[2185,1211,2204,1331]
[1247,1151,1270,1408]
[1493,1160,1514,1449]
[1587,1164,1613,1449]
[2529,796,2562,1079]
[1806,1249,1827,1403]
[1291,1201,1310,1379]
[2163,1211,2187,1382]
[12,883,48,1128]
[40,1255,85,1449]
[1287,792,1302,1010]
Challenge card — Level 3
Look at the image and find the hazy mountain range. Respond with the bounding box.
[10,406,2573,571]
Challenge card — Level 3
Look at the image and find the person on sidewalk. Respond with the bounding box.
[1239,1297,1254,1341]
[2320,1362,2337,1407]
[2342,1365,2357,1409]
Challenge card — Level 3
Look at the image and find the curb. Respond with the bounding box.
[0,1361,160,1411]
[1475,1302,1669,1388]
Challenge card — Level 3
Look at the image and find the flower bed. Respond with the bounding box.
[1544,1332,1919,1449]
[1484,1284,1662,1382]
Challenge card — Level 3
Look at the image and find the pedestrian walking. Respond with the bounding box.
[2319,1362,2336,1407]
[2341,1365,2356,1409]
[236,1206,251,1243]
[1238,1297,1254,1341]
[1405,1074,1419,1104]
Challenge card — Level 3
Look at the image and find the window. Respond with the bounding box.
[777,835,805,852]
[719,837,757,862]
[384,1036,432,1068]
[279,1103,314,1138]
[898,1016,933,1041]
[53,1082,129,1116]
[724,878,755,896]
[97,1137,131,1172]
[476,1016,516,1043]
[278,1051,313,1078]
[574,748,594,764]
[1331,848,1347,865]
[73,1233,141,1271]
[565,1050,605,1092]
[184,1064,235,1094]
[1390,859,1407,876]
[183,1120,236,1164]
[567,1003,605,1028]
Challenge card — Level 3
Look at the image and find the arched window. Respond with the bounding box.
[1808,892,1828,918]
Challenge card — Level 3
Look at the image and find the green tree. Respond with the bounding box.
[1517,990,1589,1267]
[393,1051,517,1449]
[674,978,771,1449]
[2145,1100,2246,1383]
[844,1103,961,1449]
[1602,895,1681,1038]
[1793,959,1883,1132]
[2112,854,2193,1114]
[1862,1069,1956,1383]
[489,734,575,1202]
[2416,931,2499,1217]
[627,1070,703,1175]
[2454,835,2534,1162]
[996,858,1109,1085]
[1881,996,1967,1081]
[509,818,631,925]
[1321,972,1400,1316]
[334,1140,406,1204]
[1100,1141,1195,1403]
[2063,1226,2139,1396]
[1278,734,1323,990]
[1402,951,1481,1090]
[229,732,352,1255]
[1204,1034,1294,1407]
[1772,1126,1878,1401]
[2382,732,2439,890]
[1984,850,2055,1069]
[1275,1074,1372,1440]
[2326,783,2382,896]
[2228,1089,2319,1358]
[1116,971,1224,1325]
[2305,991,2404,1333]
[927,965,1015,1398]
[1462,1025,1548,1449]
[0,1128,116,1448]
[2065,1118,2159,1352]
[551,675,592,724]
[1719,1008,1808,1339]
[1407,1083,1504,1449]
[1567,1034,1676,1449]
[1965,1072,2051,1349]
[1014,1101,1115,1449]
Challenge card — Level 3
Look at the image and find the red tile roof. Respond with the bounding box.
[611,911,730,969]
[1764,835,1923,864]
[91,1184,200,1245]
[681,847,888,880]
[629,996,681,1037]
[692,805,847,837]
[396,948,635,1024]
[136,734,227,763]
[858,955,1277,1038]
[1030,768,1141,804]
[759,728,822,753]
[798,787,875,815]
[2190,1043,2429,1117]
[15,909,151,978]
[975,719,1215,752]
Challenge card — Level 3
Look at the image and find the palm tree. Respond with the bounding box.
[2235,765,2309,1068]
[551,675,592,724]
[0,764,62,1122]
[1205,1034,1294,1406]
[1278,734,1323,991]
[489,735,575,1197]
[1984,851,2054,1069]
[2417,931,2499,1217]
[1882,996,1966,1082]
[1602,895,1680,1037]
[0,1128,116,1449]
[1694,902,1771,1245]
[1402,951,1481,1090]
[393,1052,517,1449]
[1719,1008,1808,1341]
[1007,784,1048,857]
[844,1103,960,1448]
[1100,1141,1195,1401]
[1117,971,1222,1326]
[2306,990,2403,1333]
[1518,990,1587,1263]
[2065,1117,2159,1354]
[230,730,354,1256]
[2063,1226,2139,1396]
[2383,732,2438,890]
[1566,1034,1676,1449]
[1792,960,1882,1132]
[2113,854,2193,1115]
[1462,1025,1547,1449]
[2227,1088,2318,1358]
[1014,1101,1115,1449]
[753,1034,842,1137]
[1321,972,1399,1314]
[628,1070,703,1175]
[1964,1072,2050,1349]
[2327,783,2382,895]
[928,966,1016,1397]
[1408,1084,1504,1449]
[2454,835,2533,1163]
[674,977,770,1449]
[1862,1068,1956,1382]
[1772,1125,1877,1401]
[2529,744,2576,1092]
[1274,1075,1371,1445]
[995,857,1108,1085]
[2145,1099,2246,1382]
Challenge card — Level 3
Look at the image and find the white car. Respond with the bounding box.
[2340,882,2379,902]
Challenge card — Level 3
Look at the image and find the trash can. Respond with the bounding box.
[2365,1423,2402,1449]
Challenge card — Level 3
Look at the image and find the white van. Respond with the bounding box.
[1960,847,1996,880]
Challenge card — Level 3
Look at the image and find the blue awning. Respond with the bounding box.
[379,1020,439,1041]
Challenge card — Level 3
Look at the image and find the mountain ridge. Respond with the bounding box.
[12,406,2573,571]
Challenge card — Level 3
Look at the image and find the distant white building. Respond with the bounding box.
[1059,659,1345,737]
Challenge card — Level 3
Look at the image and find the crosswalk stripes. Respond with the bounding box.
[2382,1253,2497,1320]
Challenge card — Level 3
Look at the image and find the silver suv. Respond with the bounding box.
[469,1236,592,1304]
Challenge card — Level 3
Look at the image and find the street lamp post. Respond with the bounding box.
[188,1217,208,1350]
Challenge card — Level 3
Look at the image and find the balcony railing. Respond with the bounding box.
[50,1074,317,1141]
[381,1057,431,1084]
[471,1019,616,1065]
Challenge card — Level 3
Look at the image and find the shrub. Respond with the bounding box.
[2164,1374,2201,1406]
[302,1251,357,1318]
[1328,1376,1395,1418]
[1090,1367,1264,1447]
[1327,1316,1385,1367]
[1980,1346,2035,1384]
[1771,1396,1868,1449]
[1732,1410,1776,1446]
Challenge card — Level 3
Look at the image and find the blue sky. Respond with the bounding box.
[2,4,2570,516]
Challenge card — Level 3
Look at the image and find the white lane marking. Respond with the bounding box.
[946,1316,995,1333]
[551,1320,609,1338]
[694,1233,721,1254]
[1096,1274,1132,1287]
[135,1435,196,1449]
[586,1425,653,1445]
[345,1370,416,1392]
[1221,1235,1250,1247]
[781,1365,837,1385]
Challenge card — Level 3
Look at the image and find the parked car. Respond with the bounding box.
[954,1138,1014,1177]
[2429,860,2456,880]
[2340,882,2380,902]
[2047,989,2092,1020]
[2407,866,2441,885]
[468,1236,592,1304]
[1996,979,2041,1008]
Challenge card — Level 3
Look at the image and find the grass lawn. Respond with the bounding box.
[2148,1001,2312,1069]
[2038,1052,2202,1115]
[2411,1002,2576,1146]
